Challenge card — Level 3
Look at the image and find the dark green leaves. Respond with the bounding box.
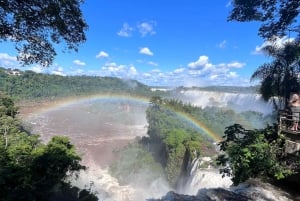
[0,94,94,201]
[229,0,299,39]
[217,124,296,185]
[0,0,88,66]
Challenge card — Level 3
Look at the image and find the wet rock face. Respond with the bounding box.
[148,189,250,201]
[148,178,298,201]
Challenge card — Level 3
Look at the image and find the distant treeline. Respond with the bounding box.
[0,67,163,100]
[0,67,261,102]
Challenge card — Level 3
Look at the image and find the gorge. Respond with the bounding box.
[18,89,299,201]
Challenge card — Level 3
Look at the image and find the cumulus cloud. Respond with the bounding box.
[117,23,134,37]
[139,47,154,56]
[252,36,294,55]
[188,55,212,70]
[73,59,86,66]
[183,55,248,86]
[96,51,109,58]
[100,62,138,79]
[137,21,156,37]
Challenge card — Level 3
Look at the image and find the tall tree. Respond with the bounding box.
[251,40,300,109]
[228,0,300,39]
[229,0,300,109]
[0,0,88,67]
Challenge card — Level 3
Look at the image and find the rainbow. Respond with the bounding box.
[174,110,222,142]
[21,93,221,142]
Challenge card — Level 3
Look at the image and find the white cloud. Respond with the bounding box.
[181,55,249,86]
[227,61,245,68]
[51,67,65,76]
[148,61,158,66]
[128,66,138,76]
[174,68,185,74]
[117,23,134,37]
[142,73,151,78]
[228,71,238,78]
[96,51,109,58]
[252,36,294,55]
[30,66,44,73]
[102,62,124,73]
[137,21,156,37]
[151,69,161,73]
[188,55,212,70]
[139,47,154,56]
[117,21,156,38]
[73,59,86,66]
[0,53,18,67]
[100,62,138,79]
[218,40,227,48]
[70,69,84,75]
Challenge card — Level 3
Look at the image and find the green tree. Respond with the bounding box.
[0,0,88,67]
[217,124,295,185]
[0,94,97,201]
[251,40,300,109]
[228,0,300,39]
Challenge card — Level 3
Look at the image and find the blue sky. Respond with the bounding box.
[0,0,290,87]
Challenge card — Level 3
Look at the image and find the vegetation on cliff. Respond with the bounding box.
[0,94,97,201]
[145,97,214,186]
[216,124,300,185]
[110,95,274,188]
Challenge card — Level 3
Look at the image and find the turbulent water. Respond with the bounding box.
[25,99,173,200]
[22,91,297,201]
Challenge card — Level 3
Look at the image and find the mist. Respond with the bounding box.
[22,91,275,201]
[174,90,273,116]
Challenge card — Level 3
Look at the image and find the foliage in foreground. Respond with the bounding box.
[0,94,97,201]
[217,124,300,185]
[229,0,300,40]
[0,0,87,67]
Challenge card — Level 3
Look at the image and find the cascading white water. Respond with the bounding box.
[177,156,232,195]
[177,90,273,115]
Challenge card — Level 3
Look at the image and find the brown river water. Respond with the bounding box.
[19,99,148,168]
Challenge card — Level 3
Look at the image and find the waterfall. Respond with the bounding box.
[177,156,232,195]
[176,90,273,115]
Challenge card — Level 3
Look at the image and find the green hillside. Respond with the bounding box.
[0,67,157,100]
